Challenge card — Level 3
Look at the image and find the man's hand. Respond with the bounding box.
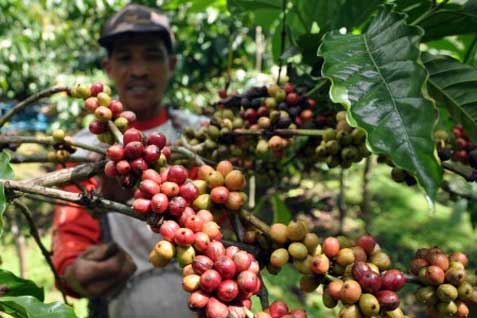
[63,242,137,298]
[99,174,135,203]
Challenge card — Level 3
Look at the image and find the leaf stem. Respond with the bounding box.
[304,78,329,96]
[248,175,256,209]
[13,200,69,304]
[9,153,94,164]
[277,0,288,84]
[257,274,270,309]
[107,120,124,144]
[464,34,477,64]
[170,145,206,166]
[411,0,450,25]
[337,169,346,234]
[238,209,271,236]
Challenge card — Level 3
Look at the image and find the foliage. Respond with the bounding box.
[0,151,14,237]
[0,269,44,301]
[0,296,77,318]
[0,0,256,131]
[1,0,477,317]
[228,0,477,203]
[423,53,477,142]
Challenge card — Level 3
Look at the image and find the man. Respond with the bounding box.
[52,4,200,317]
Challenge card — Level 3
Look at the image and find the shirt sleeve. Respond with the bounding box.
[51,179,101,297]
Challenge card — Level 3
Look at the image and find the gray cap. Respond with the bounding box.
[98,4,175,52]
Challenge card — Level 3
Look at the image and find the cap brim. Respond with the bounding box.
[98,25,173,52]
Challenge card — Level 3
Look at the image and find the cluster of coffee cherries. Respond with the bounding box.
[71,82,136,144]
[315,111,370,169]
[238,83,317,129]
[410,247,476,318]
[445,125,477,168]
[385,125,477,186]
[183,83,321,163]
[142,163,263,318]
[104,128,170,189]
[254,300,307,318]
[150,222,261,318]
[310,235,405,318]
[266,220,320,274]
[183,109,250,165]
[46,129,77,163]
[131,160,247,216]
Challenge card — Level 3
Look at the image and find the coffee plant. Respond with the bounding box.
[1,1,477,317]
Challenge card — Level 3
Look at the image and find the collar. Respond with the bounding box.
[129,108,169,131]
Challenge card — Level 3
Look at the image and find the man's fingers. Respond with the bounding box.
[83,256,136,298]
[74,250,128,285]
[82,242,120,261]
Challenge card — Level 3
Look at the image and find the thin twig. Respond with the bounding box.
[337,169,346,234]
[277,0,288,84]
[170,145,206,166]
[20,161,105,187]
[304,78,329,96]
[404,274,423,285]
[9,153,94,164]
[248,175,256,209]
[464,34,477,64]
[229,128,324,137]
[238,209,270,236]
[231,214,244,242]
[257,274,269,309]
[225,34,234,91]
[442,162,477,182]
[179,135,204,154]
[0,135,106,156]
[360,157,373,228]
[13,200,69,304]
[411,0,450,25]
[2,179,142,221]
[17,192,84,208]
[107,120,123,144]
[68,140,106,156]
[255,26,263,71]
[0,86,70,128]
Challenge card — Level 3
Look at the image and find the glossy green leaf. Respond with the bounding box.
[0,150,14,237]
[319,5,442,201]
[423,53,477,141]
[0,296,77,318]
[0,270,44,301]
[420,0,477,41]
[271,193,292,224]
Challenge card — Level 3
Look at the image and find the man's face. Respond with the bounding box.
[104,34,176,116]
